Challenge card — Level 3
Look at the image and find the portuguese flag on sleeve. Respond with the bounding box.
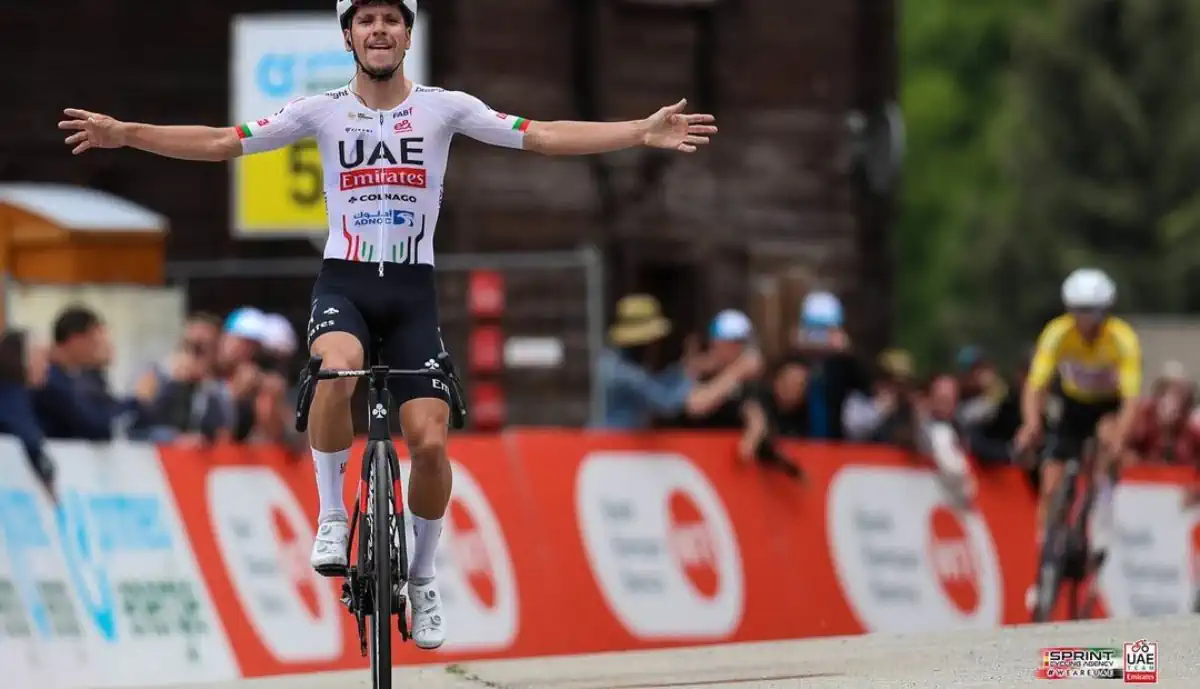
[510,117,530,132]
[235,123,254,140]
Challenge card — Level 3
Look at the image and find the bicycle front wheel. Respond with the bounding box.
[1034,465,1076,623]
[370,443,393,689]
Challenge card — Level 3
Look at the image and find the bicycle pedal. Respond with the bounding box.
[397,605,411,642]
[393,593,407,616]
[314,563,349,578]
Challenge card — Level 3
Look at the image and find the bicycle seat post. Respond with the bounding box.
[366,365,393,442]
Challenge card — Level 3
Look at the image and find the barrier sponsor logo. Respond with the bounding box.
[207,466,343,663]
[398,460,519,652]
[667,489,720,599]
[0,488,80,641]
[56,488,174,642]
[826,466,1002,632]
[5,431,1200,686]
[1100,484,1194,617]
[575,452,743,639]
[928,506,980,614]
[1190,518,1200,586]
[0,441,238,687]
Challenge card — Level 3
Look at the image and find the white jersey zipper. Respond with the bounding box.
[377,111,386,277]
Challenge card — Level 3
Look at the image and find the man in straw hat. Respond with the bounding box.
[598,294,761,429]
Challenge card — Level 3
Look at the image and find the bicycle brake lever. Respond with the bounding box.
[435,351,456,377]
[449,377,468,430]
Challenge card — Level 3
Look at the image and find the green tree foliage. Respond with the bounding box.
[900,0,1200,365]
[897,0,1042,364]
[983,0,1200,333]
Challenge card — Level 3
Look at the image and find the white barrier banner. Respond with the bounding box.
[0,438,238,688]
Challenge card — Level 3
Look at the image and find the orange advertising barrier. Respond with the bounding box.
[155,432,1200,679]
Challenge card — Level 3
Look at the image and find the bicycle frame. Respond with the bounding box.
[1034,439,1103,622]
[293,353,466,688]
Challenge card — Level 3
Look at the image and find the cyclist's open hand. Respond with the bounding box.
[58,109,128,155]
[642,99,718,153]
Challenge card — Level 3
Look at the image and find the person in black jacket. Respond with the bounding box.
[955,346,1023,465]
[32,306,140,440]
[0,329,55,491]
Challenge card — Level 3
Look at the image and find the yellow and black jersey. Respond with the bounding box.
[1027,314,1142,403]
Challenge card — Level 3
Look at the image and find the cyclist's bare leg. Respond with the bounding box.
[304,332,364,574]
[399,396,451,649]
[1091,415,1120,555]
[309,332,365,518]
[1028,457,1066,610]
[400,398,452,570]
[1037,459,1066,547]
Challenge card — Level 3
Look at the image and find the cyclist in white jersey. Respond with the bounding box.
[58,0,717,651]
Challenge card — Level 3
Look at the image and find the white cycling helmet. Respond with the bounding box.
[1061,268,1117,309]
[338,0,417,28]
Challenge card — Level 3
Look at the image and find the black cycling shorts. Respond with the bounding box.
[1042,388,1121,463]
[306,259,451,407]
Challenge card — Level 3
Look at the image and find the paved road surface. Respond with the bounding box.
[149,615,1196,689]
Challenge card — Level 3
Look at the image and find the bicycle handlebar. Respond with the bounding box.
[294,352,467,434]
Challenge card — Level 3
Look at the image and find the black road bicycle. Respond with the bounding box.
[1031,437,1110,623]
[294,351,466,689]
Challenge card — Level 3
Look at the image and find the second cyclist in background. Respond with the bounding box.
[1015,268,1142,610]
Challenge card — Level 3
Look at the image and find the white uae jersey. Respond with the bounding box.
[235,84,530,268]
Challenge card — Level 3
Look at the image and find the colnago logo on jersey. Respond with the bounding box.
[348,193,417,204]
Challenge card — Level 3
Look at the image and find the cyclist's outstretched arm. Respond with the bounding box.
[1111,322,1143,448]
[451,92,716,156]
[1017,323,1064,449]
[60,109,241,161]
[59,96,319,161]
[126,123,242,161]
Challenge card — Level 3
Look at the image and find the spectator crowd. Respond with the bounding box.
[0,304,304,492]
[598,289,1200,487]
[5,291,1199,497]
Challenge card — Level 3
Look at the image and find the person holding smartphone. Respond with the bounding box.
[671,309,764,429]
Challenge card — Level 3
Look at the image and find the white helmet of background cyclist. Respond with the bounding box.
[337,0,418,28]
[1061,268,1117,309]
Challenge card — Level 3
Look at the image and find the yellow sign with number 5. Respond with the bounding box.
[234,140,326,234]
[230,13,427,237]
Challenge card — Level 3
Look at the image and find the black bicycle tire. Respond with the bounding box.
[1033,465,1075,622]
[387,444,411,640]
[370,443,393,689]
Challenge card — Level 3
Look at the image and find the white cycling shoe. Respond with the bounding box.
[310,516,350,576]
[409,577,446,650]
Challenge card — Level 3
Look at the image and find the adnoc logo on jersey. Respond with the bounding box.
[350,210,418,227]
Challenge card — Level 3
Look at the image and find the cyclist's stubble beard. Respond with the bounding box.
[349,32,407,84]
